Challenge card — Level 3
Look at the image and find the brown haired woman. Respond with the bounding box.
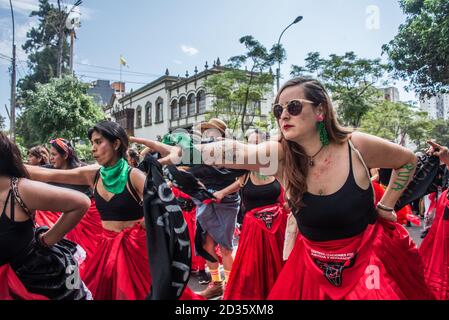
[0,132,91,300]
[132,77,434,300]
[27,146,50,166]
[34,138,103,263]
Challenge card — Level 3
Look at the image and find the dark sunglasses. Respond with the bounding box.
[272,99,314,120]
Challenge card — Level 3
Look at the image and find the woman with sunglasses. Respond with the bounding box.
[419,141,449,300]
[0,132,91,300]
[27,146,50,166]
[132,77,434,300]
[34,138,103,263]
[218,130,289,300]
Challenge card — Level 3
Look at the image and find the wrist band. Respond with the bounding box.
[377,202,394,212]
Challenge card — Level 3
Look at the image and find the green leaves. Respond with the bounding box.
[359,101,434,150]
[384,0,449,96]
[206,35,279,135]
[17,76,104,147]
[291,51,388,127]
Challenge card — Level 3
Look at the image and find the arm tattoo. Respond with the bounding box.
[392,163,415,191]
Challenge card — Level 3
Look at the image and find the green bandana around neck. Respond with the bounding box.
[100,158,129,194]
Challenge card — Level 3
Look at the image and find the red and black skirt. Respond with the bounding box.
[0,264,48,300]
[268,219,434,300]
[224,203,287,300]
[419,190,449,300]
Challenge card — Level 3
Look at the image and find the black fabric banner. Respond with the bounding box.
[395,154,442,211]
[143,156,191,300]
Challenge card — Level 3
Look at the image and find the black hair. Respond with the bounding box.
[50,139,81,169]
[0,132,30,178]
[88,121,128,158]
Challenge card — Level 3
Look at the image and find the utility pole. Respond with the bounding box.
[9,0,16,142]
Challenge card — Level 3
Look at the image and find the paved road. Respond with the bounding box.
[187,219,426,295]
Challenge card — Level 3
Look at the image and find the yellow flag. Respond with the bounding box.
[120,56,127,66]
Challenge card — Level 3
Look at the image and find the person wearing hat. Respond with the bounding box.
[187,119,247,299]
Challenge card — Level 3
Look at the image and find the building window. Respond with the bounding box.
[171,100,178,120]
[136,105,142,128]
[156,97,164,122]
[179,97,187,118]
[197,90,206,114]
[187,93,196,116]
[145,102,152,126]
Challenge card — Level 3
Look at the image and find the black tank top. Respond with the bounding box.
[0,189,35,266]
[94,168,144,222]
[242,176,282,212]
[294,143,377,242]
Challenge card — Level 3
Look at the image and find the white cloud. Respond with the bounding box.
[181,45,199,56]
[0,0,39,16]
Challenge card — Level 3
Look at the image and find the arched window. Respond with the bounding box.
[187,93,196,116]
[145,102,152,126]
[197,90,206,114]
[136,105,142,128]
[171,100,178,120]
[179,97,187,118]
[156,97,164,122]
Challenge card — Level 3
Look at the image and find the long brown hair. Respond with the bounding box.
[276,77,352,209]
[0,132,30,178]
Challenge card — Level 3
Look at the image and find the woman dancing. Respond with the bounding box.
[0,132,90,300]
[133,77,434,300]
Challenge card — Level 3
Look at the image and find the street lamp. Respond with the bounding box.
[276,16,303,92]
[9,0,16,142]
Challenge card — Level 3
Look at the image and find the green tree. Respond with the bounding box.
[359,100,433,149]
[429,119,449,148]
[204,36,282,135]
[291,52,389,127]
[382,0,449,96]
[17,76,104,146]
[18,0,80,102]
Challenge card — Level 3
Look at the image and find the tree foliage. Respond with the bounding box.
[17,76,104,146]
[382,0,449,96]
[291,52,389,128]
[359,100,433,150]
[18,0,72,102]
[204,36,281,135]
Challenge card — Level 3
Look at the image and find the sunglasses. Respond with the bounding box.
[272,99,315,120]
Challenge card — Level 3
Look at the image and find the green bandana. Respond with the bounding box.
[162,133,201,165]
[100,158,129,194]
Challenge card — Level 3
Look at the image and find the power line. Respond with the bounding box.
[77,74,149,85]
[75,62,163,77]
[75,69,159,78]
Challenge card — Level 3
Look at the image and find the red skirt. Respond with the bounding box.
[65,199,103,263]
[268,219,434,300]
[0,264,48,300]
[80,223,151,300]
[79,222,203,300]
[419,190,449,300]
[35,210,61,227]
[223,203,287,300]
[372,181,419,226]
[182,207,206,271]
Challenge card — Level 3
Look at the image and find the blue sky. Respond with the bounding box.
[0,0,414,129]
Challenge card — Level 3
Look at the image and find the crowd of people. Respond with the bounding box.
[1,77,449,300]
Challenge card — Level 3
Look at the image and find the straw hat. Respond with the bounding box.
[200,118,227,136]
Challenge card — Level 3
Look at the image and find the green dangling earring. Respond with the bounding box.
[316,116,329,147]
